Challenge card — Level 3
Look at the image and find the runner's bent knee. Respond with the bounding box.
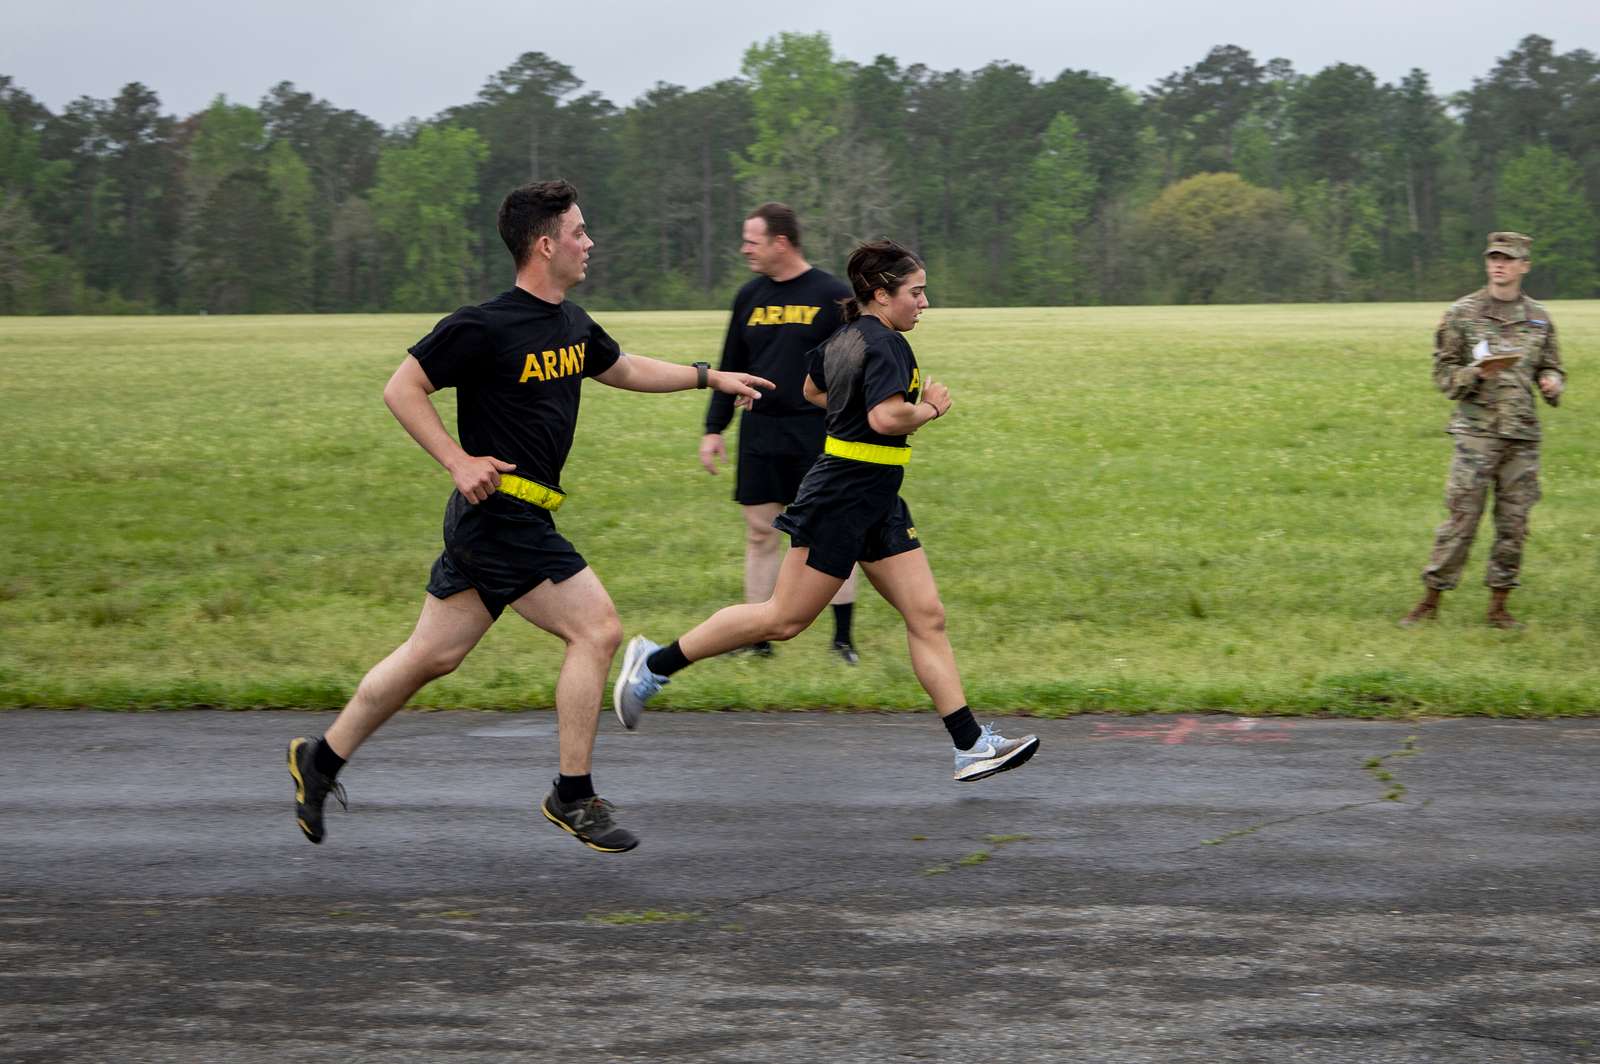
[904,600,947,637]
[767,616,810,642]
[583,610,624,656]
[404,639,471,681]
[750,600,814,643]
[549,604,623,655]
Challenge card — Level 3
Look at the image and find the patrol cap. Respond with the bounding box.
[1484,231,1532,259]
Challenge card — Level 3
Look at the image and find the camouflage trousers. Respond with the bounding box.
[1421,433,1541,591]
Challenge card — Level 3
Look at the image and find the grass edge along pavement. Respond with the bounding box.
[1,672,1594,719]
[1,304,1597,717]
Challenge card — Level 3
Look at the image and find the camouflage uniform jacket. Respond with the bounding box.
[1433,287,1564,441]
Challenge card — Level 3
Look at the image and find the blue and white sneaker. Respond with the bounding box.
[613,635,666,730]
[953,722,1040,782]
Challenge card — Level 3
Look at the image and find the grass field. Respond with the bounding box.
[1,303,1596,716]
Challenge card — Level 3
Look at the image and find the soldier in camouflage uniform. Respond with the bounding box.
[1400,232,1565,629]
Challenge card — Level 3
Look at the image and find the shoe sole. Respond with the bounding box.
[540,797,639,853]
[286,738,324,844]
[612,638,648,730]
[954,736,1040,782]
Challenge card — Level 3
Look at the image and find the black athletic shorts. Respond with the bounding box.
[772,457,921,579]
[734,412,826,506]
[426,490,587,619]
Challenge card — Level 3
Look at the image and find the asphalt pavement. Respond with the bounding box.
[1,708,1596,1063]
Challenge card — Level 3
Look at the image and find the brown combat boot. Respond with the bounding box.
[1487,588,1523,630]
[1398,588,1442,627]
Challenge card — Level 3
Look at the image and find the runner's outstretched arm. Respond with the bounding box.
[595,353,773,401]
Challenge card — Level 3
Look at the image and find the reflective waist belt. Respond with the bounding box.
[497,474,566,511]
[824,436,911,466]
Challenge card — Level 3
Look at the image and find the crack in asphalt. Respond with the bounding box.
[700,875,845,917]
[1363,734,1422,801]
[1167,799,1389,853]
[1151,737,1429,854]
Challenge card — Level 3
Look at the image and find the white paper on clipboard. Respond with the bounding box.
[1472,339,1520,364]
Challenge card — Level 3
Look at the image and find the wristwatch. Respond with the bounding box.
[692,361,710,388]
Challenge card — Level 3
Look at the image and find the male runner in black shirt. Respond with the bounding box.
[286,180,771,853]
[699,203,862,663]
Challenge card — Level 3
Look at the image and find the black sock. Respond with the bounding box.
[942,706,982,751]
[646,640,691,677]
[313,736,346,778]
[555,774,595,803]
[832,603,854,646]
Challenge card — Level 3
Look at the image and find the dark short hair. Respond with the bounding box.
[499,180,578,267]
[747,202,801,249]
[842,239,924,322]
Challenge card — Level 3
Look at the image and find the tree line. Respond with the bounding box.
[1,32,1597,314]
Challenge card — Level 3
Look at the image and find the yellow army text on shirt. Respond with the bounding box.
[1432,288,1564,441]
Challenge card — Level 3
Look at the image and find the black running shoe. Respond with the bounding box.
[831,640,860,666]
[541,790,639,853]
[728,641,775,659]
[287,736,347,844]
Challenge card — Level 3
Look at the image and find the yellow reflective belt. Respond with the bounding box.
[497,474,566,511]
[824,436,911,466]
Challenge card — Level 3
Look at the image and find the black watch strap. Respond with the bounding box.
[693,361,710,388]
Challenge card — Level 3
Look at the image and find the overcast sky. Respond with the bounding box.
[3,0,1596,126]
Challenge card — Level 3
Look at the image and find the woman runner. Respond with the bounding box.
[614,239,1039,782]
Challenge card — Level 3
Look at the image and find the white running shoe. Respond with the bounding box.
[613,635,666,730]
[953,722,1040,782]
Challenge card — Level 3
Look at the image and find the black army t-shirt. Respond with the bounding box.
[409,287,622,491]
[808,315,922,448]
[705,268,853,436]
[788,314,924,504]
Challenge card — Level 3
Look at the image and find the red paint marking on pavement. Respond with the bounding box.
[1163,718,1198,745]
[1088,717,1293,745]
